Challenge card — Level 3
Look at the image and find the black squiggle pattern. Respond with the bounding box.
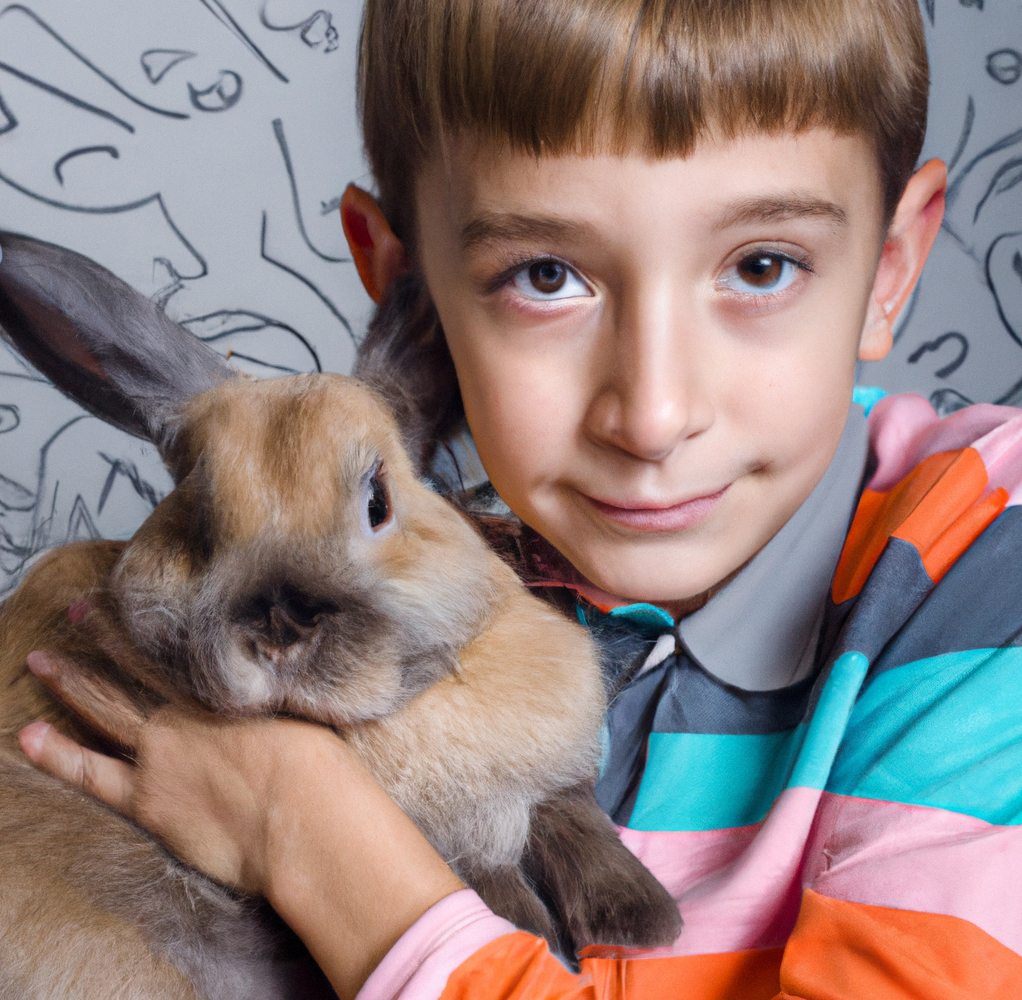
[195,0,288,82]
[907,332,970,379]
[53,145,120,185]
[0,4,188,119]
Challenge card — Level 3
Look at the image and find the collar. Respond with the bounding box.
[579,403,868,690]
[677,404,868,690]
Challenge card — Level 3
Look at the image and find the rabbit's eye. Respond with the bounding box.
[367,474,389,529]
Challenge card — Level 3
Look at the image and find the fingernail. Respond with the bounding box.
[69,600,92,624]
[26,651,57,679]
[18,720,51,758]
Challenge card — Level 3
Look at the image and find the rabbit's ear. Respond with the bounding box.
[0,231,235,444]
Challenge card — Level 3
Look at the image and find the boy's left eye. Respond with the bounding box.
[510,259,591,300]
[718,252,807,296]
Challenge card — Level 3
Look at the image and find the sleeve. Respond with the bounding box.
[358,890,787,1000]
[354,889,607,1000]
[354,890,522,1000]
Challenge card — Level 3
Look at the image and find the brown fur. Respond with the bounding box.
[0,376,679,998]
[0,230,679,997]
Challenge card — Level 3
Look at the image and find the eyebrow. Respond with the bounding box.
[717,195,848,229]
[461,213,600,253]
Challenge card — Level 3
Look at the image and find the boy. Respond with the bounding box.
[20,0,1022,997]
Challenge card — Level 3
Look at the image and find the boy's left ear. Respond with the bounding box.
[858,159,947,362]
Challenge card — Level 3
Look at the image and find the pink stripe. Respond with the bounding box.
[972,414,1022,506]
[867,394,941,491]
[356,889,516,1000]
[867,395,1020,492]
[804,792,1022,957]
[622,786,1022,959]
[619,785,824,955]
[621,787,1022,959]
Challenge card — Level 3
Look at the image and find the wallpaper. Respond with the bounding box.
[0,0,1020,594]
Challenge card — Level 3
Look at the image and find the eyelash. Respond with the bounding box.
[486,255,591,299]
[717,249,815,298]
[485,248,814,301]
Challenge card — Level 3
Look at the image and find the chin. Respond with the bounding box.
[573,546,725,609]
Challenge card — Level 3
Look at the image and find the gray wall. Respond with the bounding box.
[1,0,1021,595]
[860,0,1022,408]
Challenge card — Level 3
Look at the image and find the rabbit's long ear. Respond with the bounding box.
[0,231,235,444]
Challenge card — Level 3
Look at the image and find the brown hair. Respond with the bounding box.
[360,0,929,240]
[354,0,929,472]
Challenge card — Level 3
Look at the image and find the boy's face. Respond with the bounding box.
[413,131,893,612]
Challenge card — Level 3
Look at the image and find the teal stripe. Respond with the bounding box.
[628,652,868,832]
[628,728,803,832]
[578,601,675,637]
[828,647,1022,825]
[852,385,888,416]
[608,603,675,631]
[789,651,869,789]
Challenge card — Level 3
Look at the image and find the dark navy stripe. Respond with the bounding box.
[873,506,1022,674]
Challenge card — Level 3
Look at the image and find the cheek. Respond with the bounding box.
[444,325,578,495]
[460,370,560,502]
[718,321,859,480]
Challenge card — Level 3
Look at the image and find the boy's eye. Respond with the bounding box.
[510,259,591,300]
[719,253,805,296]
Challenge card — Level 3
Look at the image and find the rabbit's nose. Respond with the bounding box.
[243,584,338,650]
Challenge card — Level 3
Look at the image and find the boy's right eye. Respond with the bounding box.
[509,259,592,301]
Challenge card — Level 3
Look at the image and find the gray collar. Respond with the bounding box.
[676,406,868,691]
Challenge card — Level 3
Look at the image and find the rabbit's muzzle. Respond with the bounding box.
[237,583,340,654]
[112,536,463,727]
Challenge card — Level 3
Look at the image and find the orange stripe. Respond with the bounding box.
[831,449,998,604]
[440,932,782,1000]
[586,948,782,1000]
[920,486,1008,583]
[832,451,959,603]
[892,448,988,560]
[777,890,1022,1000]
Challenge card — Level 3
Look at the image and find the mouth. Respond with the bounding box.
[583,485,730,533]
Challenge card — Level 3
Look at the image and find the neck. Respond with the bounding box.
[575,564,743,623]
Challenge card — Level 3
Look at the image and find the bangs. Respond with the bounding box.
[360,0,928,237]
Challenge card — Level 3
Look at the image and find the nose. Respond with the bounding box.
[584,282,713,462]
[241,583,338,650]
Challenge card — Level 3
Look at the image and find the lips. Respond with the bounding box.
[583,485,729,532]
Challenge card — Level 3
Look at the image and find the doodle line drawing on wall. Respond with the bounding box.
[861,0,1022,417]
[1,0,1022,597]
[0,0,374,595]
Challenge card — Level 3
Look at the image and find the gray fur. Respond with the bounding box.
[0,232,234,444]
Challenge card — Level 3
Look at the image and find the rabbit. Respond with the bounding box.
[0,231,681,1000]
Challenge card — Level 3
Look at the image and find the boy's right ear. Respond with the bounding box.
[340,185,410,303]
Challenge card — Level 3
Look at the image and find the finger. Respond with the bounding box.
[18,720,136,815]
[27,650,147,748]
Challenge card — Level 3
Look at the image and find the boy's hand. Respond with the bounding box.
[18,650,464,1000]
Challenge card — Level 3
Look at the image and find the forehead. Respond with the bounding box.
[416,129,885,250]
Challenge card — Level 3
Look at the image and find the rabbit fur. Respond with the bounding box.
[0,232,680,999]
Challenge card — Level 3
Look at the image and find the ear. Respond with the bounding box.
[0,232,235,446]
[859,159,947,362]
[340,184,409,303]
